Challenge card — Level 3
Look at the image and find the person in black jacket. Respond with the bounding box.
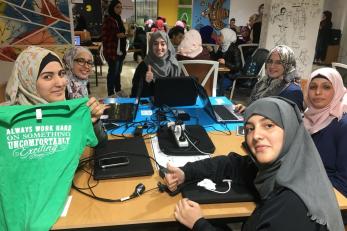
[314,11,332,64]
[211,28,242,96]
[164,97,343,231]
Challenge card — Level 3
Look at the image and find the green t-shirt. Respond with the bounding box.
[0,98,98,231]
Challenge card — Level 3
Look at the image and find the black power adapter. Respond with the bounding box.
[175,110,190,121]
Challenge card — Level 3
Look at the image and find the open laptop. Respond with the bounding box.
[196,84,243,122]
[102,79,143,122]
[74,35,81,46]
[153,77,198,107]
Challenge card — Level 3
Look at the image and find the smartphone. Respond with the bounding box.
[236,125,245,136]
[99,156,130,169]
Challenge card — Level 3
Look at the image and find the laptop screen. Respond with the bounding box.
[196,84,217,120]
[153,77,198,107]
[74,35,81,46]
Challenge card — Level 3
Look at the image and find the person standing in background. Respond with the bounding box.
[314,11,332,64]
[102,0,127,96]
[229,18,239,34]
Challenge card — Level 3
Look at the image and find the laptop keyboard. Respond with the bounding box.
[213,105,239,120]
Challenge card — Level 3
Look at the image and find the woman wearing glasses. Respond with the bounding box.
[235,45,303,113]
[63,46,94,99]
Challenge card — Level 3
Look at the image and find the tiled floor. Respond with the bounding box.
[89,55,137,99]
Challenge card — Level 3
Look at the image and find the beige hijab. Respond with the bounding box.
[3,46,63,105]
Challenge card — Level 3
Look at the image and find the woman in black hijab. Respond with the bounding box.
[164,97,343,231]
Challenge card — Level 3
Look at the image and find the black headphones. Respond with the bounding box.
[73,153,180,202]
[72,182,146,202]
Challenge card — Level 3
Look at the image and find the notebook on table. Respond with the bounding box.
[153,76,198,107]
[93,138,154,180]
[102,78,143,122]
[196,84,243,122]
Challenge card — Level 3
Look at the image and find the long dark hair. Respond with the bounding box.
[108,0,125,33]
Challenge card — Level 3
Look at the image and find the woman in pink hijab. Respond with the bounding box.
[304,67,347,197]
[176,29,211,61]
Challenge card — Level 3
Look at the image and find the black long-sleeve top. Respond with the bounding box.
[181,153,327,231]
[210,43,242,75]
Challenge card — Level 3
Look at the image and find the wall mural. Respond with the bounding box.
[192,0,230,32]
[0,0,73,61]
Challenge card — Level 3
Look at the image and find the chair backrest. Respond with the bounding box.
[178,60,219,97]
[238,43,259,66]
[332,62,347,87]
[0,82,7,103]
[251,48,270,76]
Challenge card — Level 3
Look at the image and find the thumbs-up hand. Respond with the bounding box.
[164,162,185,192]
[145,65,154,83]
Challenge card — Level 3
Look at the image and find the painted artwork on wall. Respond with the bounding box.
[178,7,192,28]
[0,0,73,61]
[192,0,230,31]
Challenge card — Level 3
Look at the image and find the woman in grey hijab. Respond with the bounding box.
[164,97,343,231]
[235,45,303,113]
[130,31,180,97]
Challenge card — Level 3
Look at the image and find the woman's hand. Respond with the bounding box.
[145,65,154,83]
[164,162,185,192]
[86,97,107,123]
[174,198,203,229]
[234,103,246,114]
[218,58,225,65]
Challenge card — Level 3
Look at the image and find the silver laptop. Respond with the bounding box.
[196,84,243,122]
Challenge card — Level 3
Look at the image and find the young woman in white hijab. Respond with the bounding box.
[211,28,242,96]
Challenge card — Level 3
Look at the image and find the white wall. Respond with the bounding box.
[261,0,323,79]
[230,0,264,27]
[323,0,346,30]
[338,11,347,64]
[0,61,14,84]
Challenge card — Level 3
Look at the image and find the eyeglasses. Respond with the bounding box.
[74,58,94,67]
[266,59,283,66]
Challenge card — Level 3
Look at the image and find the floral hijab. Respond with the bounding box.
[63,46,92,99]
[249,45,300,103]
[3,46,64,105]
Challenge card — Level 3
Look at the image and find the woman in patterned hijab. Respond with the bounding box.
[2,46,107,143]
[63,46,93,99]
[3,46,67,105]
[235,45,303,113]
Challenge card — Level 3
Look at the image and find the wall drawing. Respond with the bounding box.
[264,0,322,79]
[0,0,73,61]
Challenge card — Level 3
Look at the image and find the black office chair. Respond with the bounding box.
[229,48,269,99]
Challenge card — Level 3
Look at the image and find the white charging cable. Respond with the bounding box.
[197,178,232,194]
